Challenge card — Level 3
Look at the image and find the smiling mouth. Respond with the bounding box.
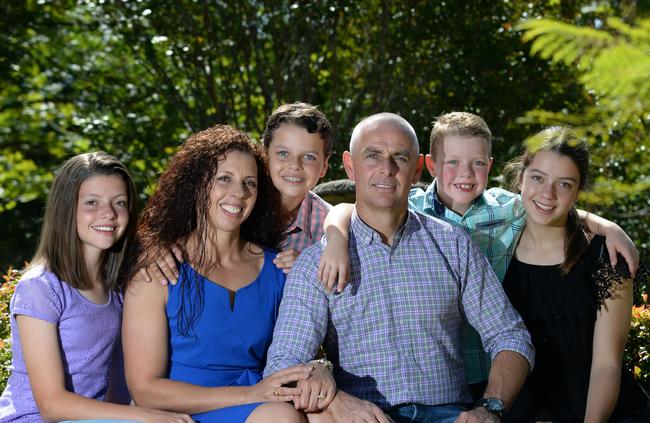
[454,183,475,191]
[91,225,116,232]
[282,176,305,183]
[533,200,554,213]
[221,204,243,214]
[373,183,396,190]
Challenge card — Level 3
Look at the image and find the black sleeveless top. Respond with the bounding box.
[503,235,650,422]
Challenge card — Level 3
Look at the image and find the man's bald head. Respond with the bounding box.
[349,113,419,154]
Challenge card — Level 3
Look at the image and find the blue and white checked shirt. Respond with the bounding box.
[264,208,534,408]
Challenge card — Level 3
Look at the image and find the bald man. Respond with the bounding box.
[264,113,534,423]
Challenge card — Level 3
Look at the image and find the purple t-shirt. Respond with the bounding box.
[0,266,122,422]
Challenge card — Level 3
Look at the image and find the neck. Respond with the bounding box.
[521,220,566,250]
[280,195,304,227]
[84,250,105,288]
[189,229,245,266]
[355,203,408,246]
[435,183,470,216]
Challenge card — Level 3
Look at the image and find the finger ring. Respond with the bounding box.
[317,392,326,400]
[273,390,279,396]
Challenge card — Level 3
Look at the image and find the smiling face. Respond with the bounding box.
[76,174,129,260]
[426,134,493,215]
[344,118,422,219]
[267,123,329,211]
[207,149,259,235]
[520,150,581,228]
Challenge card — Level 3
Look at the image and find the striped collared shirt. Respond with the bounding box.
[265,208,533,408]
[280,191,331,252]
[408,181,526,384]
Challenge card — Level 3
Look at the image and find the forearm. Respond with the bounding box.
[483,350,529,409]
[323,203,354,235]
[578,209,611,235]
[37,390,151,422]
[130,376,250,414]
[584,364,622,422]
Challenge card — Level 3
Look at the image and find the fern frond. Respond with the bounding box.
[606,17,650,44]
[517,19,614,66]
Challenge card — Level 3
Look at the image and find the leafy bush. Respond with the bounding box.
[0,266,19,392]
[624,294,650,393]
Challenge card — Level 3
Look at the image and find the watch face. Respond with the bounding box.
[486,398,505,411]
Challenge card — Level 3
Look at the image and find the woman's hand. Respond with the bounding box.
[247,365,313,403]
[293,362,336,412]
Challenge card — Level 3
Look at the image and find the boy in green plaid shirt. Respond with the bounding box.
[320,111,639,401]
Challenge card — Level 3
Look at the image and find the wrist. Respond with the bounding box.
[309,358,334,373]
[476,397,505,419]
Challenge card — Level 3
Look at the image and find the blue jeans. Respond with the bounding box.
[385,403,467,423]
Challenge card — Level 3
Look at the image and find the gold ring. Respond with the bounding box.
[317,392,326,400]
[273,390,279,396]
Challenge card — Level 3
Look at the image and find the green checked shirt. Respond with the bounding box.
[408,181,526,384]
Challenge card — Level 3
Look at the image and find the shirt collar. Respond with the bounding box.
[283,193,314,238]
[351,207,416,247]
[425,179,487,216]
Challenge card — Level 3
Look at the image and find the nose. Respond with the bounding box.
[458,162,474,178]
[541,182,556,199]
[287,155,302,170]
[379,156,398,176]
[230,183,246,198]
[99,202,117,219]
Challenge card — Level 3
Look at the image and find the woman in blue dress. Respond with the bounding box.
[120,125,334,422]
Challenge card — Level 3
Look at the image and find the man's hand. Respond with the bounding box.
[134,245,183,285]
[292,362,336,412]
[455,406,500,423]
[327,390,394,423]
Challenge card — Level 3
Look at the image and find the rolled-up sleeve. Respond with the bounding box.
[459,234,535,371]
[264,245,330,377]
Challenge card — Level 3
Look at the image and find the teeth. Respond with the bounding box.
[534,201,553,211]
[375,184,394,189]
[283,176,304,182]
[92,226,115,232]
[456,184,474,190]
[221,204,242,214]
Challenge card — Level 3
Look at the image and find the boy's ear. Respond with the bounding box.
[319,156,329,179]
[487,157,494,173]
[425,154,437,178]
[342,151,355,181]
[412,154,424,183]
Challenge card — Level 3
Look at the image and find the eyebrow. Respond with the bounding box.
[529,168,578,182]
[271,143,322,153]
[361,147,412,156]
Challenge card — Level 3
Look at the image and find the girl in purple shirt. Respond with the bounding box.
[0,152,190,422]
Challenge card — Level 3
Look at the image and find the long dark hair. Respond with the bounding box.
[504,126,590,274]
[30,152,138,290]
[124,124,281,336]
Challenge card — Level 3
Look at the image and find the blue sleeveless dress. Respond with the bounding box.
[166,249,286,422]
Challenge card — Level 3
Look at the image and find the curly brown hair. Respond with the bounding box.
[123,125,281,334]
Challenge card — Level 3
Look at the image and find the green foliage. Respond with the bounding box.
[0,267,19,393]
[0,0,594,269]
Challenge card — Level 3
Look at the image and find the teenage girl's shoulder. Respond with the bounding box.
[11,265,67,323]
